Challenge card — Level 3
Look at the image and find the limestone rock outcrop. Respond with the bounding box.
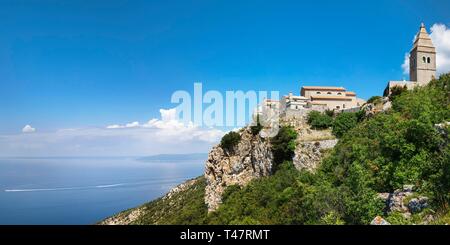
[293,139,337,172]
[435,121,449,149]
[378,185,430,219]
[360,97,392,118]
[370,216,391,225]
[204,127,273,212]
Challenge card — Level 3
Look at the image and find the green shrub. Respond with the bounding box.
[307,111,334,129]
[389,85,407,101]
[320,211,345,225]
[332,112,359,138]
[250,115,263,135]
[206,161,316,225]
[270,126,298,170]
[220,131,241,152]
[307,111,321,124]
[129,177,208,224]
[367,96,383,105]
[222,185,241,202]
[325,109,335,117]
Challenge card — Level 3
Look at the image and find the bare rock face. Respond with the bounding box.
[293,139,338,172]
[100,207,145,225]
[370,216,391,225]
[204,127,273,212]
[382,96,392,111]
[378,185,430,220]
[435,122,449,150]
[361,97,392,118]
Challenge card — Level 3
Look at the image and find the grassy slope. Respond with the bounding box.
[128,177,207,225]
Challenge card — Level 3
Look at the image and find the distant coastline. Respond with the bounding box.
[136,153,208,162]
[0,153,208,162]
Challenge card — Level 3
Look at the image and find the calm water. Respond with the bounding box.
[0,157,204,224]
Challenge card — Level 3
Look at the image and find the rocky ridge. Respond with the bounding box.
[204,127,273,212]
[293,139,337,172]
[204,119,338,212]
[377,185,432,223]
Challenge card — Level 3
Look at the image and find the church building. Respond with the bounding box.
[384,23,437,96]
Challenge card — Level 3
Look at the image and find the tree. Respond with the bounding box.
[307,111,334,129]
[270,126,298,170]
[220,131,241,152]
[367,96,382,105]
[250,115,263,135]
[332,112,358,138]
[325,109,335,117]
[389,85,407,101]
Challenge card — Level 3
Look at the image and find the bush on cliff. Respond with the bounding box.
[367,95,383,105]
[325,109,335,117]
[250,115,263,135]
[332,112,359,138]
[270,126,298,171]
[307,111,334,129]
[389,85,407,100]
[220,131,241,152]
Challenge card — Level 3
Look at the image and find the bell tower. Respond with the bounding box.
[409,23,436,86]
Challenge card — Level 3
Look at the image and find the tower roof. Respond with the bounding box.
[412,23,436,53]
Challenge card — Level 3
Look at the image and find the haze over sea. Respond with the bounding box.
[0,155,205,224]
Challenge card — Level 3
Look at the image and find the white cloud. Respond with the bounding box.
[106,121,140,129]
[106,108,224,143]
[401,23,450,76]
[22,125,36,133]
[1,108,226,157]
[125,121,140,128]
[401,53,410,75]
[430,23,450,75]
[106,124,122,129]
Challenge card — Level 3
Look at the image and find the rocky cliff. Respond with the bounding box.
[204,127,273,212]
[293,139,337,172]
[203,120,338,212]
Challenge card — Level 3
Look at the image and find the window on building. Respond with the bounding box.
[423,56,426,63]
[337,92,342,95]
[343,104,346,108]
[336,106,340,109]
[327,92,332,95]
[316,92,321,94]
[427,57,431,63]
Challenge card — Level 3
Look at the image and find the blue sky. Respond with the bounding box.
[0,0,449,156]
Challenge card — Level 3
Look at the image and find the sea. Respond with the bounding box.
[0,156,205,224]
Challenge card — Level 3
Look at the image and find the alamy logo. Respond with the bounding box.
[171,83,281,137]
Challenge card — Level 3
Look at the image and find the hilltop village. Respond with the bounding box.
[263,23,436,120]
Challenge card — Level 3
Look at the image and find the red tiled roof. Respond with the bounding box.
[301,86,346,91]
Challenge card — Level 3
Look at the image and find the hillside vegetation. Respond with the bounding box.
[101,74,449,225]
